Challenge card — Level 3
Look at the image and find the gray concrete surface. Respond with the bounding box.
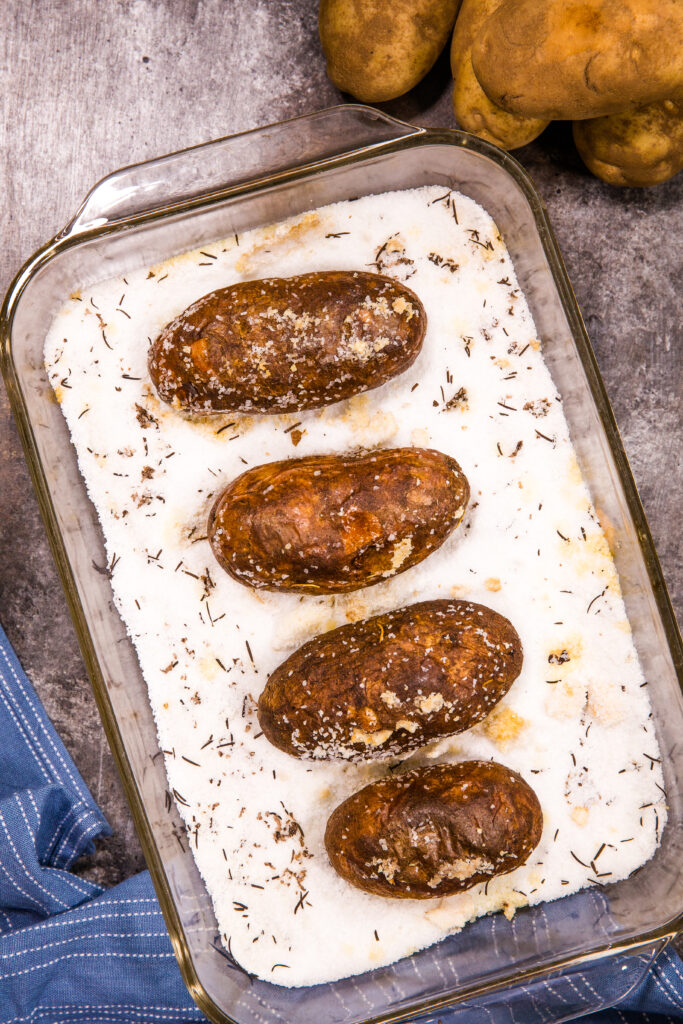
[1,0,681,914]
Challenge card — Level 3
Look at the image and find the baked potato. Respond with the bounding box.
[258,599,522,760]
[325,761,543,898]
[148,271,426,414]
[319,0,462,102]
[573,98,683,186]
[208,447,469,594]
[471,0,683,121]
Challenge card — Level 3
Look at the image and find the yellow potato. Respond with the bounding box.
[451,0,548,149]
[573,98,683,187]
[319,0,461,102]
[471,0,683,120]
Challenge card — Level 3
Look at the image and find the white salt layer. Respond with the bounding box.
[44,187,666,987]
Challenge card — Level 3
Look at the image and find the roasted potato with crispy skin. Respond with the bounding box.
[325,761,543,898]
[208,448,469,594]
[148,271,426,414]
[451,0,548,149]
[573,99,683,187]
[472,0,683,121]
[319,0,462,102]
[258,600,522,761]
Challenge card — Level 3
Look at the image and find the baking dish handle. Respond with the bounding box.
[62,105,424,237]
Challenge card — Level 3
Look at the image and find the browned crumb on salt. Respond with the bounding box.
[524,398,551,417]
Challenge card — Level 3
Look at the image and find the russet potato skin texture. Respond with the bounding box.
[208,448,469,594]
[451,0,549,149]
[319,0,462,103]
[472,0,683,121]
[573,99,683,186]
[325,761,543,898]
[258,600,522,761]
[148,271,426,414]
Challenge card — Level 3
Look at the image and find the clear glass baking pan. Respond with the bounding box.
[1,105,681,1024]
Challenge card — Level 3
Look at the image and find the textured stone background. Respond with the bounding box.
[0,0,681,908]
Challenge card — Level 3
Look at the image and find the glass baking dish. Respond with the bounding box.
[1,105,681,1024]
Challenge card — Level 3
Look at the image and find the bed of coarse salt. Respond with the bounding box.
[44,186,666,987]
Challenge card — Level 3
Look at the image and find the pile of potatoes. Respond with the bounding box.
[319,0,683,187]
[150,270,545,898]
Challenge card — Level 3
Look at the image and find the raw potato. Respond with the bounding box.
[451,0,548,149]
[258,600,522,761]
[472,0,683,121]
[208,448,469,594]
[325,761,543,898]
[148,271,426,414]
[573,99,683,187]
[319,0,461,102]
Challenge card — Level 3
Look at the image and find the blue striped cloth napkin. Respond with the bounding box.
[0,619,680,1024]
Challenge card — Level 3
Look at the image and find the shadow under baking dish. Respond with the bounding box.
[1,106,682,1024]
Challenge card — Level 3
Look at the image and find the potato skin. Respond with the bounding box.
[208,448,469,594]
[325,761,542,898]
[319,0,461,102]
[451,0,548,150]
[573,99,683,187]
[258,600,522,761]
[148,272,426,414]
[472,0,683,121]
